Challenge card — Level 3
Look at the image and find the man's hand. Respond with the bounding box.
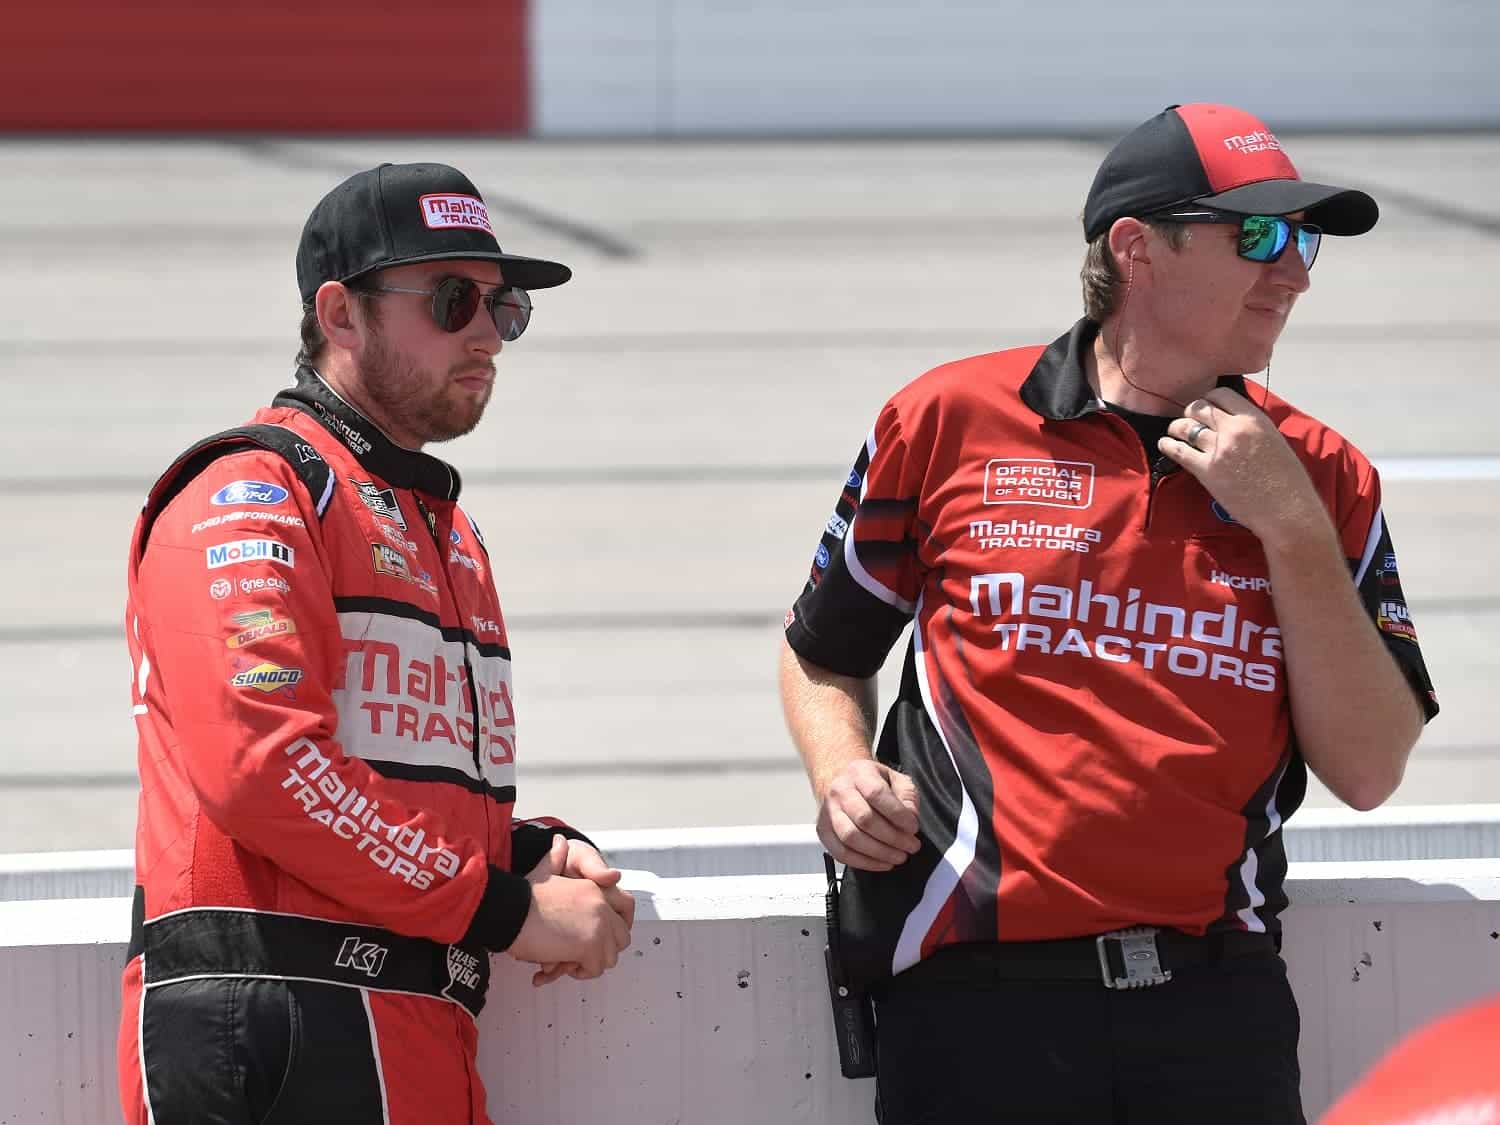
[511,835,632,986]
[1157,389,1327,550]
[816,758,921,871]
[562,839,637,929]
[528,839,639,987]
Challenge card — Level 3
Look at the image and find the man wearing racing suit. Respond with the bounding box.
[781,105,1439,1122]
[119,162,633,1124]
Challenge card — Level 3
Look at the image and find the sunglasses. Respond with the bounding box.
[353,276,533,340]
[1153,209,1322,270]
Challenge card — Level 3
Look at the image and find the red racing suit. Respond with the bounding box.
[118,368,585,1124]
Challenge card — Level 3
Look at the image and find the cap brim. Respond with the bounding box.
[345,250,573,290]
[1194,179,1378,236]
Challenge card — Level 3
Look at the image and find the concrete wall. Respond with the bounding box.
[532,0,1500,135]
[9,809,1500,902]
[4,861,1500,1123]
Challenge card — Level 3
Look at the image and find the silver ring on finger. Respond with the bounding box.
[1184,420,1209,448]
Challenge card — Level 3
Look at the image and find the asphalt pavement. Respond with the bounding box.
[0,134,1495,852]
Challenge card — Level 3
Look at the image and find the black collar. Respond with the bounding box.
[275,367,463,500]
[1019,318,1249,421]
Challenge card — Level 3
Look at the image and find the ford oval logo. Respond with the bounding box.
[211,480,290,507]
[1210,500,1239,525]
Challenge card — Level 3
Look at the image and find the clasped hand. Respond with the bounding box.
[513,835,636,987]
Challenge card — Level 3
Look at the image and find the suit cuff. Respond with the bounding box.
[462,865,534,951]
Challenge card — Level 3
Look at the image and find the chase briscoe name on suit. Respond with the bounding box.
[970,572,1283,693]
[969,519,1103,553]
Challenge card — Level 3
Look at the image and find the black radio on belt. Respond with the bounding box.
[823,854,877,1079]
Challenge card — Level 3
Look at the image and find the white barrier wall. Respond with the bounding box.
[531,1,1500,136]
[8,809,1500,902]
[4,862,1500,1124]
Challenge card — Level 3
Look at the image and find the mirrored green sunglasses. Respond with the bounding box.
[1153,208,1323,270]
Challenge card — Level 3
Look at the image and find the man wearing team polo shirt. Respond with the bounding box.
[780,104,1438,1123]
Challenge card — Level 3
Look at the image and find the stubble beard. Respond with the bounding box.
[358,330,494,445]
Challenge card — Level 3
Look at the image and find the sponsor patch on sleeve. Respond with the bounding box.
[211,481,289,507]
[206,539,295,570]
[226,610,297,649]
[230,662,303,695]
[1377,600,1419,644]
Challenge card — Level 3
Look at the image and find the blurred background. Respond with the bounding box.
[0,1,1495,853]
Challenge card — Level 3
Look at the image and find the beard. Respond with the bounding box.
[357,328,495,445]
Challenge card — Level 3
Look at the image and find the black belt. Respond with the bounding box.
[130,889,490,1018]
[888,927,1279,992]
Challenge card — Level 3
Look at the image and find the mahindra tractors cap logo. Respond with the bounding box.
[420,193,494,234]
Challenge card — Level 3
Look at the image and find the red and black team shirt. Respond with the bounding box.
[786,318,1438,978]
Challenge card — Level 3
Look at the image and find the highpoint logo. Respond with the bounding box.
[1211,571,1271,593]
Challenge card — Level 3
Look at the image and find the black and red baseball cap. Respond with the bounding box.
[296,162,572,305]
[1082,104,1378,241]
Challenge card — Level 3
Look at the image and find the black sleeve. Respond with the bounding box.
[509,821,601,874]
[461,866,534,951]
[785,411,926,679]
[1354,513,1439,722]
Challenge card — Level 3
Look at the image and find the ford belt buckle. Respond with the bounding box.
[1096,926,1172,989]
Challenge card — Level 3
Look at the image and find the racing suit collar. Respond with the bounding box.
[1019,317,1249,421]
[276,366,463,500]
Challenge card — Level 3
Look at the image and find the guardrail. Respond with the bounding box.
[3,850,1500,1122]
[6,807,1500,902]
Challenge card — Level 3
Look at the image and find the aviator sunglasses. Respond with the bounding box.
[352,276,533,340]
[1153,209,1323,270]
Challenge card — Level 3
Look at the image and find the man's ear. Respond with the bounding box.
[1107,216,1150,275]
[314,281,363,352]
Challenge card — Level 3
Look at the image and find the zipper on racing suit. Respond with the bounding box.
[412,494,484,776]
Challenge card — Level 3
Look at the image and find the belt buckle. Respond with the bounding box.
[1096,926,1172,990]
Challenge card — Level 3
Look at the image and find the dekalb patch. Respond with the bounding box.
[226,610,297,649]
[984,459,1095,510]
[211,480,289,507]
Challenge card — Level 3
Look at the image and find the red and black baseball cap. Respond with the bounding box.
[1082,104,1378,241]
[296,162,572,305]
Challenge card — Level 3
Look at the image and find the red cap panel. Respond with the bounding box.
[1175,103,1301,192]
